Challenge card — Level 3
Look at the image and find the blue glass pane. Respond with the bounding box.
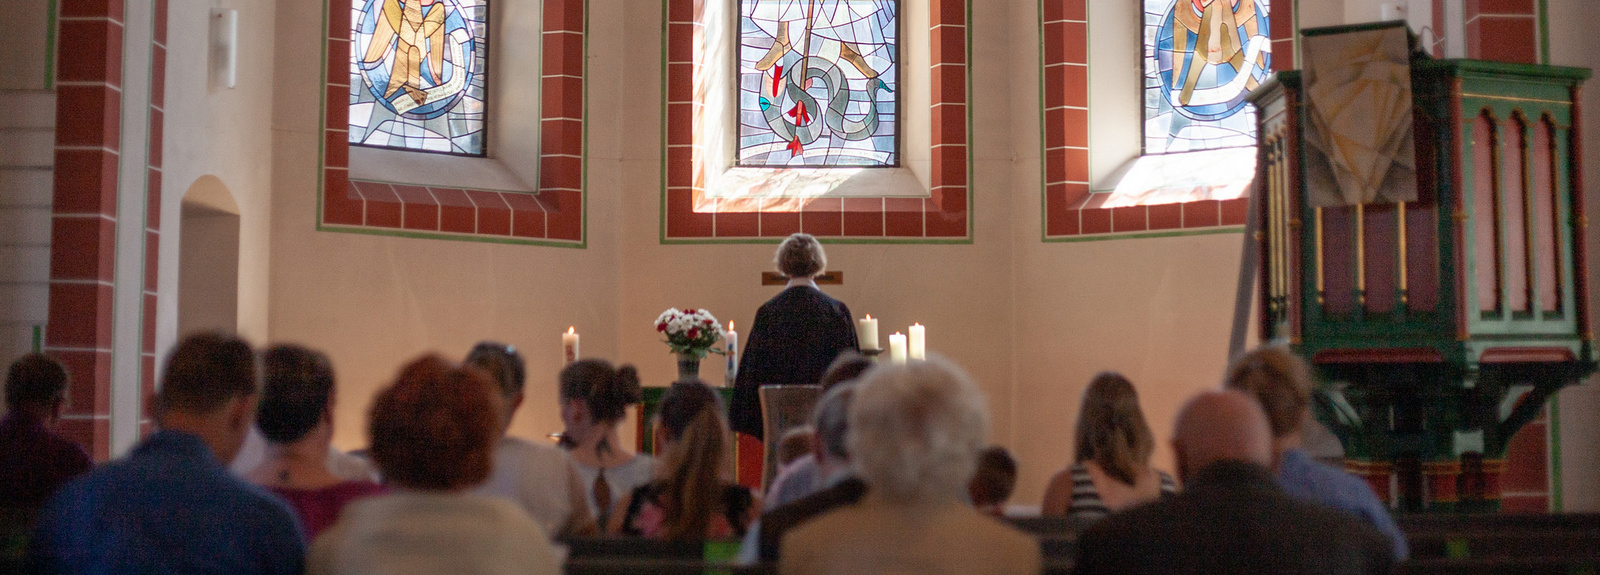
[1142,0,1271,154]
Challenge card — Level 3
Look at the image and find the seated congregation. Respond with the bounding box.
[5,326,1440,575]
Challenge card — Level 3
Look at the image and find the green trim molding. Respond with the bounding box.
[45,0,57,89]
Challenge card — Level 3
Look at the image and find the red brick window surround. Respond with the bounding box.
[1464,0,1542,64]
[661,0,973,243]
[1040,0,1295,240]
[318,0,586,246]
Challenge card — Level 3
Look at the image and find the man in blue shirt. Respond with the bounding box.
[1224,346,1409,560]
[28,333,306,575]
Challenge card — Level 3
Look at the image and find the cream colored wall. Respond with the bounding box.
[195,0,1600,507]
[1011,0,1255,504]
[1547,0,1600,512]
[160,0,284,365]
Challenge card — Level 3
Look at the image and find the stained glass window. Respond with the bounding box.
[1142,0,1270,154]
[738,0,899,167]
[349,0,488,156]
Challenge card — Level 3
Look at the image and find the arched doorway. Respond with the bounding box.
[177,176,240,336]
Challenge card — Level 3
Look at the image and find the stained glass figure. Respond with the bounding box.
[349,0,487,156]
[1143,0,1270,154]
[738,0,899,167]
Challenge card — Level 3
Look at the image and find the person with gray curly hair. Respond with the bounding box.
[778,357,1039,575]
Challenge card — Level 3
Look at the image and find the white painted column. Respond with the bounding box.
[111,0,156,457]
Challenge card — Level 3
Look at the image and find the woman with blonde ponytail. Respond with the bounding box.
[1041,372,1176,523]
[608,380,760,540]
[558,359,654,528]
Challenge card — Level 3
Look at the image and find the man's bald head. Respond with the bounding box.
[1171,390,1274,483]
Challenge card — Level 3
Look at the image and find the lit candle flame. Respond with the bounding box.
[865,314,873,320]
[913,322,922,327]
[567,326,575,334]
[729,321,735,331]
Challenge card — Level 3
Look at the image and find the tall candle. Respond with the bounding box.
[888,332,907,364]
[725,321,739,382]
[857,315,880,350]
[562,326,579,363]
[908,323,926,360]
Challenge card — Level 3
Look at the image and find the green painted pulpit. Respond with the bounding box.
[1249,36,1594,512]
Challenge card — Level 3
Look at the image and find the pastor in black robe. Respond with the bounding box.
[729,284,858,439]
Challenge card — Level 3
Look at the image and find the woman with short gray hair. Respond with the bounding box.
[777,358,1040,575]
[730,234,859,469]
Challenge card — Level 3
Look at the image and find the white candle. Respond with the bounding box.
[725,321,739,381]
[888,332,907,364]
[908,323,926,360]
[562,326,579,363]
[857,315,879,350]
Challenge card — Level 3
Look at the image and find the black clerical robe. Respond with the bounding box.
[730,286,858,439]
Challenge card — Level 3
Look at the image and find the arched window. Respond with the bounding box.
[320,0,588,245]
[349,0,489,156]
[737,1,899,167]
[662,0,971,242]
[1141,0,1271,154]
[1042,0,1287,239]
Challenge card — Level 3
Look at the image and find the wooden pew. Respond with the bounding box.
[1399,513,1600,561]
[1395,513,1600,574]
[563,538,766,575]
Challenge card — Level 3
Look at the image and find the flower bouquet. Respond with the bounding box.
[656,308,726,358]
[656,308,727,380]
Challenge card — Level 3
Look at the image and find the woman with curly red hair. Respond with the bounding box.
[308,355,558,574]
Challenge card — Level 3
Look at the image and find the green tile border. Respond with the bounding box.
[45,0,58,89]
[656,0,975,246]
[1548,395,1562,512]
[1537,0,1550,65]
[313,0,588,249]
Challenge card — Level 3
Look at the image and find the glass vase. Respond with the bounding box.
[676,353,701,381]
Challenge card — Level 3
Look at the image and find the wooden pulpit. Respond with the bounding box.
[1249,42,1594,512]
[759,385,823,489]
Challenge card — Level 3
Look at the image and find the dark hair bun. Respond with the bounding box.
[589,364,642,423]
[559,359,643,424]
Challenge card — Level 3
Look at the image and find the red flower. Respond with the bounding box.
[657,322,667,332]
[703,319,713,325]
[688,328,700,339]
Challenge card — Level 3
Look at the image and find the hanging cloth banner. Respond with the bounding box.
[1301,22,1419,207]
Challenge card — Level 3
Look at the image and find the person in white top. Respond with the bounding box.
[309,355,559,575]
[464,342,597,539]
[232,425,378,482]
[556,359,655,527]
